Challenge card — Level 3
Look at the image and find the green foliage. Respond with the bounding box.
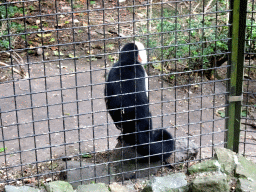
[0,5,24,49]
[218,110,225,118]
[245,18,256,53]
[90,1,96,5]
[28,5,35,11]
[73,3,82,9]
[81,153,92,158]
[0,147,7,153]
[241,109,248,117]
[27,25,39,29]
[108,55,115,62]
[0,22,24,49]
[142,1,256,72]
[0,5,22,19]
[150,11,229,70]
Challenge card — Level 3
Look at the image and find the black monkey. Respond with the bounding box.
[105,42,174,162]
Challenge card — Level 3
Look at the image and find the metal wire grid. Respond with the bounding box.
[242,0,256,162]
[0,0,235,187]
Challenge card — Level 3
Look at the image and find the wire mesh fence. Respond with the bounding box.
[0,0,254,190]
[241,0,256,162]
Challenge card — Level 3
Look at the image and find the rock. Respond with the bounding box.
[143,173,188,192]
[237,178,256,192]
[188,160,222,175]
[172,138,198,163]
[214,148,236,176]
[77,183,109,192]
[112,140,162,181]
[190,172,229,192]
[36,48,43,56]
[5,185,40,192]
[119,180,139,192]
[234,153,256,191]
[44,181,73,192]
[109,182,130,192]
[60,161,114,189]
[236,154,256,181]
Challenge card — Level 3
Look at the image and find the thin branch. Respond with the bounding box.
[150,0,152,31]
[0,61,21,74]
[192,2,201,14]
[3,51,28,78]
[226,0,229,25]
[205,0,214,13]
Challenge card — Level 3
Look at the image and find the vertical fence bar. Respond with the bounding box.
[226,0,247,152]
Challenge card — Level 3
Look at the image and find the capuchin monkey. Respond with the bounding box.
[105,41,174,162]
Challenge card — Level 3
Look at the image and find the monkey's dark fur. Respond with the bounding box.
[105,42,174,162]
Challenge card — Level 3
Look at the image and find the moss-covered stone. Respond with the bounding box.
[236,154,256,181]
[214,148,236,176]
[236,178,256,192]
[5,186,40,192]
[188,160,222,175]
[190,173,229,192]
[44,181,73,192]
[109,182,130,192]
[77,183,109,192]
[143,173,189,192]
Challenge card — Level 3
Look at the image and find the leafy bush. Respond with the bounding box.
[0,5,22,19]
[143,1,256,72]
[0,5,24,49]
[245,18,256,53]
[146,8,229,70]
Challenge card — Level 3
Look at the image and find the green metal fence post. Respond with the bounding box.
[226,0,247,152]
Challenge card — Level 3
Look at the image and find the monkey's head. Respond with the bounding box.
[120,41,147,65]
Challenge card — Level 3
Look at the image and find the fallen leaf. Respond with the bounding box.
[51,47,58,51]
[153,63,163,70]
[0,147,7,153]
[50,38,55,42]
[53,51,64,56]
[81,153,92,158]
[68,19,79,23]
[55,23,66,28]
[137,13,144,17]
[68,53,74,58]
[74,19,79,23]
[37,33,52,38]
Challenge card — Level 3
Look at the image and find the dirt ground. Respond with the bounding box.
[1,55,255,176]
[0,0,256,189]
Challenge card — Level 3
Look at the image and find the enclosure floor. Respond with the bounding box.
[0,57,255,171]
